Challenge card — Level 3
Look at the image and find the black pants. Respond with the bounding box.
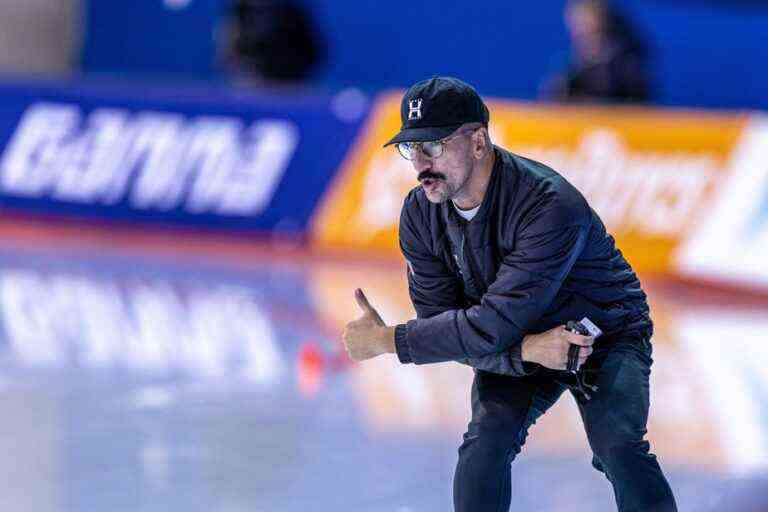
[453,336,677,512]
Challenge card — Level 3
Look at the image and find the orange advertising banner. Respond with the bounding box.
[311,92,751,274]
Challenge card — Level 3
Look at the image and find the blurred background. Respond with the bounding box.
[0,1,766,511]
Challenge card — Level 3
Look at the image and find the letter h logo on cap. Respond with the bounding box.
[408,98,423,120]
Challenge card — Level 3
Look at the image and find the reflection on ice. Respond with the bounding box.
[0,267,284,382]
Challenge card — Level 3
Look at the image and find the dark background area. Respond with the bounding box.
[80,0,768,110]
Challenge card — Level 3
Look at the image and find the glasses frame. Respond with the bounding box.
[396,127,480,161]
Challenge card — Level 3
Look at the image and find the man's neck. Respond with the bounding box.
[452,149,496,210]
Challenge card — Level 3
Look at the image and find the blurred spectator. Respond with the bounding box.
[220,0,325,85]
[543,0,651,103]
[0,0,80,76]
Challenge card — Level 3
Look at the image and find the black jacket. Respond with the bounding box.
[393,147,652,376]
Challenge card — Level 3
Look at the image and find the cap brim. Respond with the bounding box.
[382,124,462,147]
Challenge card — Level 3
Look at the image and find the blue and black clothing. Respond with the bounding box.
[394,147,677,512]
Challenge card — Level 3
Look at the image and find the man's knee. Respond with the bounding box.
[591,454,606,474]
[458,429,522,464]
[592,438,652,470]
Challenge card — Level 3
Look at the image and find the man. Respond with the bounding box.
[543,0,651,103]
[219,0,325,83]
[342,76,677,512]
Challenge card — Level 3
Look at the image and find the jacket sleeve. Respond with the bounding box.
[396,190,590,365]
[397,196,542,375]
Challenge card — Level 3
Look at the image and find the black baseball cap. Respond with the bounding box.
[383,76,490,147]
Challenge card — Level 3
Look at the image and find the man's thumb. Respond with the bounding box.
[355,288,375,315]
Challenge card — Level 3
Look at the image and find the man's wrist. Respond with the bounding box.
[380,326,396,354]
[521,335,530,362]
[393,323,413,364]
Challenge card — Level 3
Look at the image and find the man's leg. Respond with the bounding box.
[576,337,677,512]
[453,369,566,512]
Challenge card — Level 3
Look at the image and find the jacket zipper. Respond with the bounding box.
[460,225,488,294]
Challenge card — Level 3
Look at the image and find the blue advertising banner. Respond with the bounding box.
[0,80,369,236]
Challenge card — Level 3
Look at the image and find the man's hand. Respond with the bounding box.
[521,325,594,371]
[342,289,396,362]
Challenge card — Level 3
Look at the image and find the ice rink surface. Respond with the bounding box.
[0,235,766,512]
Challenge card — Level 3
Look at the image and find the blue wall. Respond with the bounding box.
[624,1,768,110]
[82,0,223,79]
[82,0,768,110]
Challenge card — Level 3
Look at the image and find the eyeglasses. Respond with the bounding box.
[396,128,478,161]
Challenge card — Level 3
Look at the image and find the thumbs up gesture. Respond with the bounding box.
[342,289,395,362]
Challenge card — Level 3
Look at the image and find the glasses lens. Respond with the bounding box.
[396,142,414,160]
[422,141,443,159]
[396,140,444,160]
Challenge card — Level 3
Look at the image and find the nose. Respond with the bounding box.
[411,147,432,173]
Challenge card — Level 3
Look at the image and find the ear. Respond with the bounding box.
[471,128,488,159]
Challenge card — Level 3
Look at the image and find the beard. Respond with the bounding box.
[417,148,474,204]
[417,170,450,203]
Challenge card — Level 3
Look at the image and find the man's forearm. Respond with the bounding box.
[460,342,537,376]
[395,309,525,365]
[395,318,535,377]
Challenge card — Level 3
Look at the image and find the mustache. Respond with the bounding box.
[418,171,446,182]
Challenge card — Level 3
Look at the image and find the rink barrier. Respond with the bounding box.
[0,80,765,288]
[0,80,369,237]
[312,92,768,285]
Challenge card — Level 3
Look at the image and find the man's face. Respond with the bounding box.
[566,2,604,46]
[409,129,475,204]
